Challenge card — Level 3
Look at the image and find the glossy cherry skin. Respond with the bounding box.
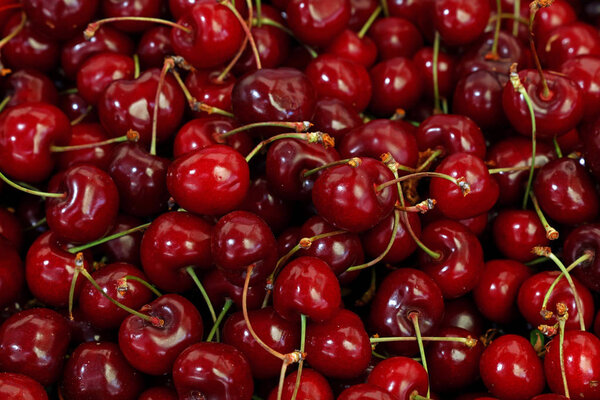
[361,211,419,264]
[46,165,119,244]
[338,383,399,400]
[97,214,143,265]
[368,356,428,400]
[517,270,594,331]
[480,335,545,400]
[312,157,398,233]
[108,142,170,217]
[141,211,212,292]
[22,0,98,40]
[413,47,455,102]
[306,309,371,379]
[430,152,499,220]
[202,268,264,311]
[4,69,58,109]
[61,341,144,400]
[98,68,185,145]
[240,177,293,234]
[492,209,549,263]
[0,208,22,251]
[581,116,600,180]
[473,259,532,324]
[564,224,600,292]
[0,308,70,385]
[369,17,423,60]
[560,55,600,122]
[0,102,71,183]
[137,26,174,70]
[119,294,203,375]
[418,219,484,299]
[265,138,340,201]
[368,57,423,116]
[223,307,299,379]
[138,387,178,400]
[286,0,351,47]
[56,123,114,172]
[58,91,96,124]
[434,0,489,45]
[533,158,599,225]
[100,0,161,32]
[0,373,48,400]
[538,22,600,70]
[173,341,253,400]
[544,331,600,399]
[171,2,244,70]
[0,239,23,309]
[185,69,236,118]
[532,0,576,41]
[167,145,250,216]
[326,30,378,68]
[211,210,277,287]
[232,68,316,125]
[25,232,91,308]
[267,369,333,400]
[441,297,485,336]
[369,268,445,356]
[339,119,419,169]
[174,116,252,158]
[77,52,135,105]
[416,114,486,159]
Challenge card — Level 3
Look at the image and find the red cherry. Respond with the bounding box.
[58,91,96,124]
[138,387,178,400]
[3,69,58,109]
[434,0,490,46]
[22,0,98,40]
[362,211,419,265]
[326,29,377,68]
[492,209,549,263]
[532,0,576,41]
[413,47,455,102]
[560,55,600,122]
[581,117,600,180]
[97,214,143,265]
[348,0,378,30]
[0,207,22,250]
[286,0,351,48]
[77,52,135,105]
[369,57,423,116]
[367,356,429,400]
[0,373,48,400]
[0,238,23,309]
[416,114,486,159]
[441,297,486,336]
[369,17,423,60]
[267,369,334,400]
[240,177,293,234]
[538,22,600,70]
[338,383,399,400]
[56,123,115,172]
[185,69,236,118]
[563,224,600,292]
[100,0,161,32]
[202,268,264,311]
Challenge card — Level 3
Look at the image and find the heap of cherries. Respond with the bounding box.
[1,0,600,399]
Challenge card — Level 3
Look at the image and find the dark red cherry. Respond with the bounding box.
[492,209,549,263]
[56,123,115,172]
[538,22,600,70]
[22,0,98,40]
[533,0,576,41]
[137,26,174,70]
[479,335,545,400]
[286,0,351,48]
[0,308,70,385]
[0,239,23,309]
[167,145,250,216]
[239,177,293,234]
[0,373,48,400]
[267,369,334,400]
[202,268,264,311]
[172,341,254,400]
[119,294,203,375]
[171,2,244,70]
[0,208,22,250]
[338,383,399,400]
[544,331,600,399]
[369,57,423,116]
[326,29,377,68]
[473,259,533,324]
[77,52,135,105]
[311,98,364,141]
[312,157,398,233]
[434,0,490,45]
[169,0,248,19]
[563,224,600,292]
[58,91,96,124]
[441,297,486,336]
[416,114,486,159]
[100,0,161,32]
[369,17,423,60]
[61,341,144,400]
[46,164,119,244]
[367,356,428,400]
[141,211,212,292]
[97,214,143,265]
[3,69,58,109]
[369,268,444,356]
[418,219,484,299]
[0,102,71,183]
[581,116,600,180]
[223,307,299,379]
[174,116,252,158]
[138,387,178,400]
[185,69,236,118]
[347,0,377,30]
[560,55,600,122]
[232,68,316,125]
[430,152,499,220]
[306,309,372,379]
[413,46,455,101]
[533,158,599,226]
[530,395,568,400]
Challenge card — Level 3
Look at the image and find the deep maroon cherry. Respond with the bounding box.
[560,55,600,122]
[338,383,399,400]
[369,17,423,60]
[0,239,23,309]
[3,69,58,109]
[326,29,377,68]
[58,91,96,124]
[138,387,178,400]
[100,0,161,32]
[413,47,455,101]
[563,224,600,292]
[0,207,22,250]
[97,214,143,265]
[240,177,293,234]
[434,0,490,45]
[367,356,429,400]
[492,209,549,263]
[267,369,334,400]
[416,114,486,159]
[202,268,264,311]
[56,123,115,172]
[581,115,600,180]
[286,0,351,48]
[22,0,98,40]
[368,57,423,116]
[174,116,252,158]
[77,52,135,105]
[538,22,600,70]
[0,373,48,400]
[137,26,174,69]
[185,69,236,118]
[361,211,420,265]
[441,296,486,336]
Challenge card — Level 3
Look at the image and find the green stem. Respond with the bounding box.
[358,6,382,39]
[207,298,233,342]
[255,0,262,26]
[123,275,162,297]
[246,132,333,163]
[370,336,475,345]
[530,191,558,240]
[220,121,311,139]
[68,267,80,320]
[528,5,551,100]
[0,12,25,50]
[290,314,307,400]
[553,135,563,158]
[526,256,549,266]
[133,54,140,79]
[0,95,11,113]
[380,0,389,17]
[432,31,442,113]
[170,68,235,117]
[0,171,65,198]
[347,210,400,271]
[488,0,502,59]
[68,222,151,254]
[186,267,218,329]
[488,165,535,174]
[558,314,570,398]
[375,171,467,193]
[219,0,262,69]
[50,134,131,152]
[410,312,430,398]
[24,217,46,232]
[70,105,93,126]
[513,0,520,36]
[249,16,317,58]
[302,158,366,178]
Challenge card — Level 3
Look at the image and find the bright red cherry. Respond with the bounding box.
[0,373,48,400]
[416,114,486,159]
[338,383,399,400]
[286,0,351,48]
[22,0,98,40]
[362,211,419,265]
[326,29,377,68]
[185,69,236,118]
[368,57,423,116]
[369,16,423,60]
[434,0,490,46]
[136,26,174,69]
[4,69,58,109]
[413,47,455,101]
[492,209,549,263]
[538,22,600,70]
[368,356,429,400]
[560,55,600,122]
[56,123,115,172]
[77,52,135,105]
[267,369,334,400]
[100,0,162,32]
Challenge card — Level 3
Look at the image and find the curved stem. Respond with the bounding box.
[486,0,502,60]
[219,121,311,139]
[375,171,468,193]
[170,68,235,117]
[530,191,558,240]
[0,171,65,198]
[290,314,307,400]
[84,17,191,40]
[358,6,381,39]
[123,275,162,297]
[133,54,140,79]
[528,3,552,100]
[207,298,233,342]
[50,133,135,152]
[70,105,93,126]
[150,58,174,155]
[245,132,334,163]
[24,217,46,232]
[432,31,442,114]
[0,95,11,113]
[302,157,364,178]
[409,312,430,398]
[68,222,151,254]
[0,12,25,50]
[219,0,261,69]
[186,267,218,329]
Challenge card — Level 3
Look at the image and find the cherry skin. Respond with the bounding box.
[563,224,600,292]
[367,356,429,400]
[185,69,236,118]
[538,22,600,70]
[56,123,115,172]
[4,69,58,109]
[441,297,486,336]
[118,293,203,375]
[171,2,244,70]
[369,268,445,356]
[0,308,70,386]
[97,214,143,265]
[338,383,399,400]
[473,259,533,324]
[76,52,135,105]
[137,26,174,70]
[348,0,378,30]
[140,211,212,292]
[169,0,248,19]
[434,0,490,45]
[0,239,23,309]
[413,47,455,101]
[167,144,250,216]
[544,331,600,399]
[100,0,161,32]
[61,341,144,400]
[560,55,600,123]
[479,334,545,400]
[368,57,423,116]
[361,208,419,265]
[173,341,254,400]
[369,17,423,60]
[286,0,351,48]
[0,208,22,250]
[581,115,600,180]
[222,307,299,379]
[240,177,293,234]
[492,209,549,263]
[267,369,334,400]
[418,219,484,299]
[532,0,577,41]
[202,268,264,311]
[517,270,594,331]
[0,102,71,183]
[0,373,48,400]
[58,91,96,125]
[417,114,486,159]
[138,387,178,400]
[22,0,98,40]
[326,29,378,68]
[305,309,372,379]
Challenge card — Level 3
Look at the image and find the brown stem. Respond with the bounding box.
[84,17,191,40]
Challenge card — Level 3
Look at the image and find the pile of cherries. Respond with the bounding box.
[2,0,600,399]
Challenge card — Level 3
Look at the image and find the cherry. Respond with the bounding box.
[286,0,351,48]
[305,309,372,379]
[171,2,244,70]
[492,209,549,263]
[538,22,600,70]
[563,224,600,292]
[0,102,71,183]
[362,209,418,265]
[560,55,600,122]
[61,341,144,400]
[326,29,378,68]
[202,268,264,311]
[137,26,174,70]
[413,47,455,102]
[544,331,600,399]
[416,114,486,159]
[77,52,135,105]
[97,214,143,265]
[22,0,98,40]
[348,0,378,30]
[167,144,250,216]
[581,116,600,180]
[100,0,162,32]
[367,356,428,400]
[185,69,236,118]
[0,308,70,385]
[0,207,22,250]
[338,383,399,400]
[140,211,212,292]
[368,57,423,116]
[418,219,484,299]
[267,369,334,400]
[441,297,486,336]
[174,116,252,158]
[63,307,115,346]
[0,372,48,400]
[119,293,203,375]
[434,0,490,46]
[533,0,577,41]
[56,123,115,172]
[473,259,533,324]
[0,238,23,309]
[3,69,58,109]
[369,17,423,60]
[138,387,178,400]
[169,0,248,20]
[531,395,569,400]
[58,91,96,125]
[240,177,293,234]
[369,268,444,356]
[517,270,594,331]
[479,334,545,400]
[533,158,599,226]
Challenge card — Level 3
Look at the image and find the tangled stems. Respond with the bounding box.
[245,132,334,163]
[206,298,233,342]
[218,0,262,69]
[375,171,470,195]
[170,68,235,117]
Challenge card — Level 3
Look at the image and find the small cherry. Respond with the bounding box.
[368,57,423,116]
[370,16,423,60]
[286,0,351,48]
[416,114,486,159]
[367,356,429,400]
[434,0,490,46]
[267,369,334,400]
[3,69,58,109]
[56,123,116,172]
[0,373,48,400]
[326,29,378,68]
[492,209,549,262]
[137,26,174,69]
[563,224,600,292]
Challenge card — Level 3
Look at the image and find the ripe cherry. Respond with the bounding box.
[0,373,48,400]
[76,52,135,105]
[267,369,334,400]
[286,0,351,48]
[3,69,58,109]
[362,211,419,265]
[0,238,23,309]
[338,383,399,400]
[56,123,115,172]
[369,57,423,116]
[369,16,423,60]
[563,224,600,292]
[492,209,549,263]
[416,114,486,159]
[367,356,429,400]
[311,97,363,141]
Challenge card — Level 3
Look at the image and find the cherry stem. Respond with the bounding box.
[245,132,334,163]
[557,304,570,398]
[486,0,502,60]
[277,358,292,400]
[375,171,469,194]
[488,165,539,174]
[67,265,80,321]
[513,0,521,36]
[219,0,262,70]
[395,198,436,214]
[0,95,11,113]
[170,68,235,117]
[530,191,558,240]
[417,149,443,172]
[122,275,162,297]
[371,335,477,347]
[290,314,307,400]
[84,17,191,40]
[219,121,312,139]
[68,222,151,254]
[51,131,139,152]
[0,171,65,198]
[411,393,432,400]
[355,267,377,306]
[380,0,389,17]
[0,12,25,51]
[432,31,442,114]
[526,256,550,266]
[553,135,563,158]
[358,5,382,39]
[150,57,174,156]
[528,2,552,100]
[75,252,164,327]
[70,105,93,126]
[206,298,233,342]
[133,54,140,79]
[409,312,430,397]
[492,12,529,25]
[251,16,318,59]
[256,0,262,26]
[24,217,46,232]
[216,0,254,83]
[186,266,218,332]
[302,157,366,178]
